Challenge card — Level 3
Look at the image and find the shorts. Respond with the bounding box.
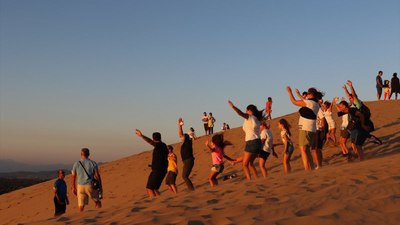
[146,171,166,190]
[285,142,294,155]
[211,164,224,173]
[312,130,325,149]
[340,129,350,139]
[77,184,100,207]
[299,130,315,147]
[245,139,262,154]
[377,86,382,96]
[165,171,177,185]
[350,129,368,146]
[259,151,270,160]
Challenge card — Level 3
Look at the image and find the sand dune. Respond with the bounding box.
[1,100,399,225]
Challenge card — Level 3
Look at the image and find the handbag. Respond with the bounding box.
[78,161,101,190]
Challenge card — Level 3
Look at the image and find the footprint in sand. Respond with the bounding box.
[131,206,146,212]
[207,199,219,205]
[391,176,400,180]
[367,175,378,180]
[265,197,279,203]
[352,179,363,185]
[247,204,262,210]
[187,220,205,225]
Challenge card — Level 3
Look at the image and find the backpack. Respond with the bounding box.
[349,103,374,132]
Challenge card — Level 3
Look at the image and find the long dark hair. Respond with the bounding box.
[211,133,232,149]
[308,87,324,100]
[246,104,264,121]
[278,118,291,137]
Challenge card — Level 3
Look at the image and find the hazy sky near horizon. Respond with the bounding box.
[1,0,399,165]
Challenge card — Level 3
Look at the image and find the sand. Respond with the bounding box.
[0,100,399,225]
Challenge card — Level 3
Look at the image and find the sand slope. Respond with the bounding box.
[1,100,399,225]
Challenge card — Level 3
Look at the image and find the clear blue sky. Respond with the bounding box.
[1,0,399,165]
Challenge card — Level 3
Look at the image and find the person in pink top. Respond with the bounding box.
[205,134,235,187]
[265,97,273,120]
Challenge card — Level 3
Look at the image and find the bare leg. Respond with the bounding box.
[147,188,155,199]
[242,152,258,180]
[351,143,364,161]
[299,146,311,171]
[209,171,219,187]
[283,153,291,173]
[259,157,267,178]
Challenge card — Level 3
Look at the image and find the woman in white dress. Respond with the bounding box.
[322,100,337,146]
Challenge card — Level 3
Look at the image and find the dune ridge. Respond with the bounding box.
[0,100,399,225]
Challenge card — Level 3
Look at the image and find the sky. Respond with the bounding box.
[0,0,399,166]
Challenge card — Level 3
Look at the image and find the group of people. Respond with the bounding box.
[202,112,216,135]
[53,72,392,216]
[376,71,400,100]
[53,148,103,216]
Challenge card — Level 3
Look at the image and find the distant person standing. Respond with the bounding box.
[178,118,195,191]
[135,130,168,198]
[376,70,383,100]
[208,112,216,134]
[202,112,209,135]
[71,148,102,212]
[53,169,69,217]
[390,73,399,100]
[265,97,273,120]
[383,80,390,100]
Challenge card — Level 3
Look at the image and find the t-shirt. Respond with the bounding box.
[260,129,273,153]
[265,101,272,112]
[316,109,325,131]
[71,158,99,185]
[53,178,67,201]
[151,142,168,172]
[280,129,292,145]
[167,153,178,173]
[351,99,363,110]
[242,114,260,141]
[208,116,215,127]
[211,146,224,165]
[376,75,383,88]
[298,99,319,132]
[341,114,349,130]
[202,115,208,124]
[181,134,194,161]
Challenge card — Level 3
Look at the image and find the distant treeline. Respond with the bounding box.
[0,178,49,195]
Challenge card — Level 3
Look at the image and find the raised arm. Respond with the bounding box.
[342,85,352,101]
[332,97,341,111]
[346,80,359,102]
[295,88,305,100]
[228,100,249,119]
[286,86,306,107]
[135,129,155,146]
[178,118,184,140]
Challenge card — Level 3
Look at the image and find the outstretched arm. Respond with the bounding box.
[135,129,155,146]
[286,86,306,107]
[228,100,249,119]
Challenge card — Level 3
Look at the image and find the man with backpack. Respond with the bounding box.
[71,148,103,211]
[341,80,378,161]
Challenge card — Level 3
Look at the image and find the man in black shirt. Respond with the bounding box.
[178,118,195,191]
[135,129,168,198]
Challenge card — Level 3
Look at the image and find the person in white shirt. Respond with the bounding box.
[322,100,337,146]
[286,86,323,171]
[333,97,350,157]
[259,121,277,178]
[228,100,264,180]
